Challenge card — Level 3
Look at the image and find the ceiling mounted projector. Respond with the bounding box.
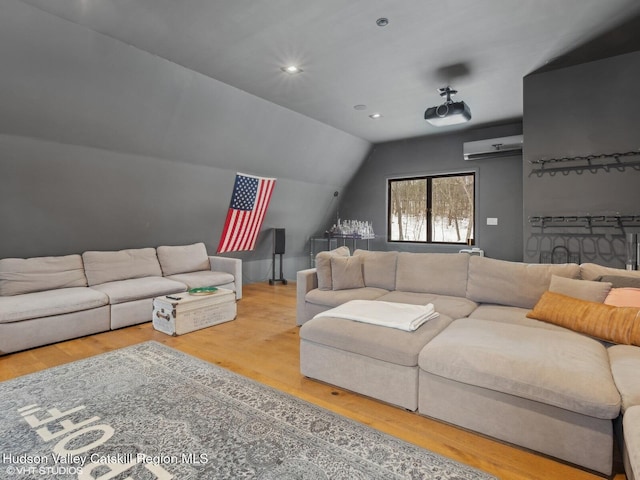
[424,86,471,126]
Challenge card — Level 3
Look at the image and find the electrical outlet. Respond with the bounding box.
[487,217,498,226]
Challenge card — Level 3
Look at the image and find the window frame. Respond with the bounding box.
[386,170,476,245]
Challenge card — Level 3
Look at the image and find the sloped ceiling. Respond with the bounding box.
[0,0,370,189]
[11,0,640,144]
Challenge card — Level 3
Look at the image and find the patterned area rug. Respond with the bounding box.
[0,341,495,479]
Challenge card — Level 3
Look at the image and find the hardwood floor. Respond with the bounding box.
[0,282,626,480]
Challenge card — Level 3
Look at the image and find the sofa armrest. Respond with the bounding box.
[296,268,318,325]
[623,406,640,480]
[209,256,242,300]
[609,345,640,413]
[297,268,318,294]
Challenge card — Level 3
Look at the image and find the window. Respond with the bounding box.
[387,172,475,244]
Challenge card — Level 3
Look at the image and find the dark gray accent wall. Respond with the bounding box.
[0,1,371,280]
[523,50,640,267]
[335,122,524,261]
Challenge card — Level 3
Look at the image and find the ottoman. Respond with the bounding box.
[417,318,621,474]
[300,313,453,411]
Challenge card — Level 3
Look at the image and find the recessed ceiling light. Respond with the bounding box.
[353,104,367,111]
[369,113,382,119]
[376,18,389,27]
[281,65,303,74]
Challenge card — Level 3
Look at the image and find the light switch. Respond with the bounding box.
[487,217,498,226]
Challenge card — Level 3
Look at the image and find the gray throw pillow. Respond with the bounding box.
[331,256,364,290]
[599,275,640,289]
[549,274,612,303]
[315,246,350,290]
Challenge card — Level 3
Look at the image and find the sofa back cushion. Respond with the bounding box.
[600,275,640,288]
[156,243,210,276]
[0,255,87,296]
[315,246,350,291]
[395,252,469,297]
[581,263,640,282]
[330,256,365,290]
[83,248,162,286]
[466,256,580,309]
[549,274,611,303]
[353,250,397,290]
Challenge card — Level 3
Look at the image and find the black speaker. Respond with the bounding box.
[273,228,285,254]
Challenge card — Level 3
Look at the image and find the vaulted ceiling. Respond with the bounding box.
[11,0,640,143]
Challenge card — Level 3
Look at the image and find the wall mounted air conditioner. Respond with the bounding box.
[463,135,523,160]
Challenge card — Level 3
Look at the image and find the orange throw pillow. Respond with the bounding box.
[527,291,640,346]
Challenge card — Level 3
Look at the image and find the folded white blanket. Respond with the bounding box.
[314,300,439,331]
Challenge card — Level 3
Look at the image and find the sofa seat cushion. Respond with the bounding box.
[305,287,388,308]
[419,318,621,419]
[468,304,571,331]
[0,287,109,323]
[375,291,478,319]
[90,277,187,305]
[301,314,453,367]
[166,271,235,290]
[608,345,640,413]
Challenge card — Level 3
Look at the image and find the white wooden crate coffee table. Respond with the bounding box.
[152,287,236,336]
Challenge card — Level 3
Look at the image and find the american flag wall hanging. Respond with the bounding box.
[216,173,277,253]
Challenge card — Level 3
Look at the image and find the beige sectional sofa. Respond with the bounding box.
[0,242,241,355]
[297,248,640,476]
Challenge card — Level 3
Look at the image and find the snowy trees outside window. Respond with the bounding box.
[388,173,475,244]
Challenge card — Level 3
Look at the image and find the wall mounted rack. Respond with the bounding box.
[529,150,640,176]
[539,245,580,264]
[529,214,640,229]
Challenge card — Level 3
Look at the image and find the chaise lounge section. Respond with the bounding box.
[418,317,620,473]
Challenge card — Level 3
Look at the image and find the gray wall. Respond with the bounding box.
[4,0,638,277]
[336,122,524,261]
[0,0,371,280]
[523,50,640,267]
